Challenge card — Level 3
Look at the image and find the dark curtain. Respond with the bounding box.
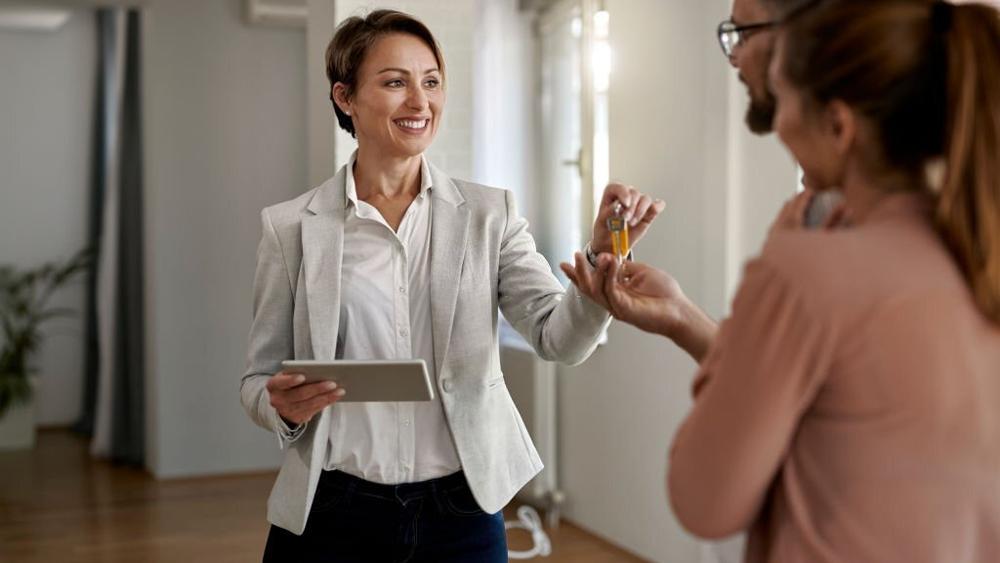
[73,11,104,440]
[75,8,145,467]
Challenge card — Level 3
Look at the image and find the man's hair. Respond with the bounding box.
[763,0,821,18]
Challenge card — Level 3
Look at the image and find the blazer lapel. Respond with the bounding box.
[429,164,469,378]
[301,169,347,361]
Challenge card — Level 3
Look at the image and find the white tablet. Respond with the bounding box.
[280,359,435,402]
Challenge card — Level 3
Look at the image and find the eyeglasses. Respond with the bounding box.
[717,20,778,58]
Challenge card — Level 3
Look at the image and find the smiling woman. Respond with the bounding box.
[238,8,664,563]
[333,32,442,175]
[325,11,444,145]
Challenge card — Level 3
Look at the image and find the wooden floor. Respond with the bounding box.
[0,430,646,562]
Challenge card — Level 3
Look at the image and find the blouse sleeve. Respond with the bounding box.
[667,257,837,538]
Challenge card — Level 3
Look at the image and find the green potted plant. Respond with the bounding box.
[0,248,91,449]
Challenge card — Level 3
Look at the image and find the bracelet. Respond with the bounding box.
[584,241,634,268]
[584,242,600,268]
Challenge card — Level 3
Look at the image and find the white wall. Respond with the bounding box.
[722,73,799,303]
[0,10,95,427]
[556,1,796,561]
[306,0,337,187]
[471,0,540,226]
[143,0,307,477]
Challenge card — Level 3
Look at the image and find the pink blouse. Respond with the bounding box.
[669,193,1000,562]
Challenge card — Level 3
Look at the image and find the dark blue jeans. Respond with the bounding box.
[262,470,508,562]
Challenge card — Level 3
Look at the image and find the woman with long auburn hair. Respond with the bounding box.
[571,0,1000,560]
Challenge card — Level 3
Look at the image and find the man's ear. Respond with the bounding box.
[332,82,352,116]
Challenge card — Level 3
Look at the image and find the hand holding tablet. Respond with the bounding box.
[266,371,345,426]
[280,359,435,402]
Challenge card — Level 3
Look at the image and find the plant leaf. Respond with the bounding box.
[0,375,31,420]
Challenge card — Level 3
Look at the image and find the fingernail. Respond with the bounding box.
[295,375,306,383]
[325,381,338,391]
[335,388,346,396]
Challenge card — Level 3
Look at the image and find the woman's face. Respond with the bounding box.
[769,33,844,192]
[339,33,444,158]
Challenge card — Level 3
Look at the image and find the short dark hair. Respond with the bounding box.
[325,10,445,137]
[763,0,821,18]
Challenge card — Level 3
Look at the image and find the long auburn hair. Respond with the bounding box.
[781,0,1000,324]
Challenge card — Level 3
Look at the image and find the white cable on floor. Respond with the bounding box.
[506,505,552,559]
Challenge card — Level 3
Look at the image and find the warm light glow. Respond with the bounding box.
[593,41,611,93]
[594,10,609,37]
[592,10,611,217]
[592,10,612,93]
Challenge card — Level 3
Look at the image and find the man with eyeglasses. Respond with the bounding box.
[719,0,813,134]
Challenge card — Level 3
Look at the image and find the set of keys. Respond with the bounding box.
[606,201,631,266]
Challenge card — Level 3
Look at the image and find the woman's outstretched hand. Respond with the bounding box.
[561,252,685,337]
[601,257,687,337]
[562,253,718,362]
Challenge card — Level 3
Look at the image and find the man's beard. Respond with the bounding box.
[745,91,777,135]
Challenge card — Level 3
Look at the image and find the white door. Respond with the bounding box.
[538,0,595,274]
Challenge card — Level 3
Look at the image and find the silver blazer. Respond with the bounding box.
[241,160,610,535]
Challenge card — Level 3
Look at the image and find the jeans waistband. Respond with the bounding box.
[319,469,469,501]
